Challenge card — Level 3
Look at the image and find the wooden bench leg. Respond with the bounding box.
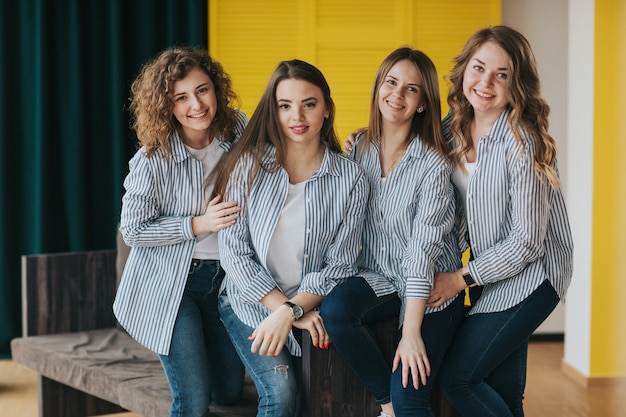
[38,376,126,417]
[302,318,397,417]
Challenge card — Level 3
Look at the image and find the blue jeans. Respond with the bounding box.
[438,279,560,417]
[391,294,465,416]
[218,293,302,417]
[320,277,401,405]
[159,259,245,417]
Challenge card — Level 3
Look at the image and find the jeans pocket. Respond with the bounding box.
[186,260,220,293]
[187,259,205,275]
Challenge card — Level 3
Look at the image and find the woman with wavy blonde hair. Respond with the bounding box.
[427,26,573,417]
[114,46,248,417]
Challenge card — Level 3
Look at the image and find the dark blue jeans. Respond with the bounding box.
[320,277,402,404]
[391,294,465,417]
[438,279,560,417]
[159,259,245,417]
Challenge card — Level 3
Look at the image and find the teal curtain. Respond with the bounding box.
[0,0,208,357]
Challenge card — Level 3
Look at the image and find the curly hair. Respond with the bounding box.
[446,25,560,188]
[129,46,240,157]
[361,47,449,159]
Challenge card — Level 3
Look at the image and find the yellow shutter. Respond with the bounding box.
[209,0,500,139]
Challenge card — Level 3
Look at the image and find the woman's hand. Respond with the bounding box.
[191,194,241,235]
[293,310,330,350]
[249,305,295,357]
[427,271,465,308]
[393,333,430,389]
[344,127,366,155]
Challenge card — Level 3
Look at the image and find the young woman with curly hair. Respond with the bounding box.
[113,46,247,417]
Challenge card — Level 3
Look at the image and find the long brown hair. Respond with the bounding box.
[129,46,240,157]
[361,47,449,158]
[447,25,559,187]
[212,59,340,197]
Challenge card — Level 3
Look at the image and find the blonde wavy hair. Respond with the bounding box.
[447,25,560,188]
[129,46,240,157]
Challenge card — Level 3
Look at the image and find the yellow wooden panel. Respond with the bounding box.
[591,0,626,378]
[209,0,302,114]
[209,0,500,139]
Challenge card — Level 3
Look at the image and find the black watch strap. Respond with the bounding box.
[463,271,475,286]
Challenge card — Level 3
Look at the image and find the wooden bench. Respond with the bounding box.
[10,250,458,417]
[10,251,257,417]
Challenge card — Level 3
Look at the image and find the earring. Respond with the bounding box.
[324,113,329,119]
[417,107,424,113]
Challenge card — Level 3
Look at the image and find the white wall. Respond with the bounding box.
[563,0,594,376]
[502,0,569,335]
[502,0,594,376]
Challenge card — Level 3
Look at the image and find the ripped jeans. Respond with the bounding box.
[218,294,302,417]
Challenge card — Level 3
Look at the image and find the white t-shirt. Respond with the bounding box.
[184,140,226,260]
[451,155,476,210]
[266,181,306,298]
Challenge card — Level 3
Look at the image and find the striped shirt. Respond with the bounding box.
[350,135,462,325]
[444,109,574,314]
[113,111,247,355]
[219,144,369,356]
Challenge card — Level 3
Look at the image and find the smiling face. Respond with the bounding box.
[171,66,217,147]
[462,41,510,119]
[378,59,425,127]
[276,78,328,148]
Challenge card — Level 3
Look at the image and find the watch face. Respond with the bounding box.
[292,304,304,319]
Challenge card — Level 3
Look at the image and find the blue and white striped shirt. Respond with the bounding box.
[444,109,574,314]
[219,144,369,356]
[350,135,462,325]
[113,111,247,355]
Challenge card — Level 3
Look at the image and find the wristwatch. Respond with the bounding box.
[283,301,304,321]
[462,271,476,287]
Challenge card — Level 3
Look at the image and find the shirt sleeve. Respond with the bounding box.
[468,138,550,285]
[402,157,455,299]
[119,151,195,247]
[299,164,370,296]
[218,154,278,304]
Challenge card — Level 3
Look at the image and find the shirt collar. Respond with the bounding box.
[169,130,192,163]
[484,107,512,142]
